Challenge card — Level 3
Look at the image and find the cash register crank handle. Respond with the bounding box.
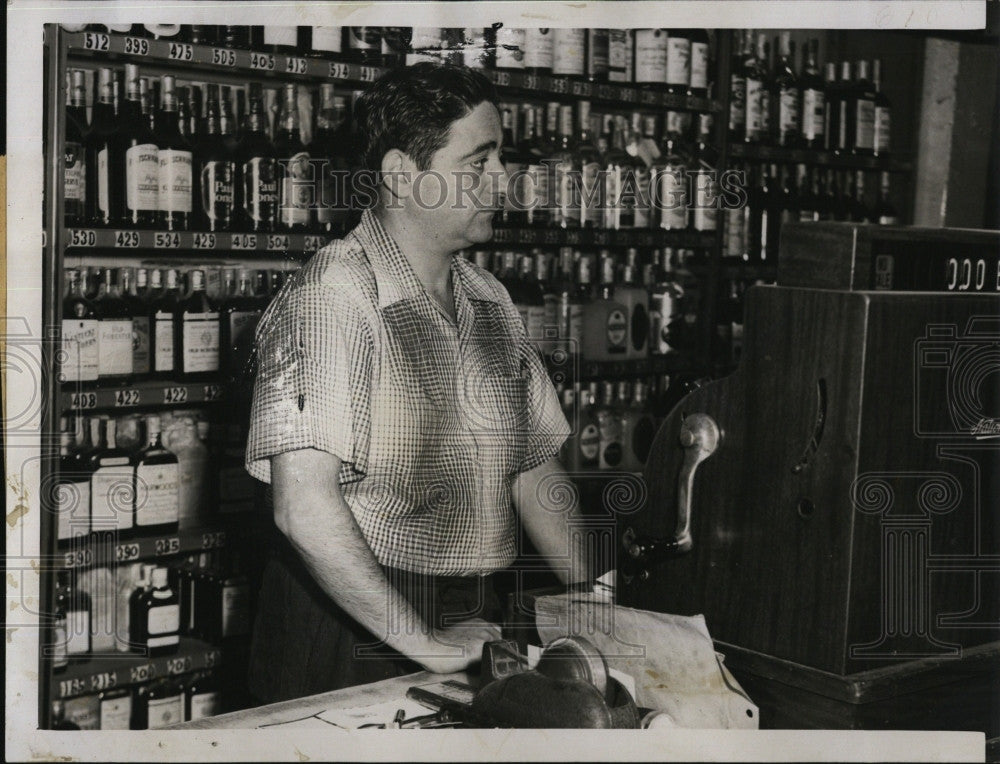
[623,413,722,570]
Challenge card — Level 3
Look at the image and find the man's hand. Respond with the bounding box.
[415,618,503,674]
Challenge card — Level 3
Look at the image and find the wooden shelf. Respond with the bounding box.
[64,228,329,255]
[728,143,913,172]
[61,378,228,412]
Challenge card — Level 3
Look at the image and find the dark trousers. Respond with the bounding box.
[247,539,504,705]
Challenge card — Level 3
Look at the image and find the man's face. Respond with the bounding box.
[408,101,506,251]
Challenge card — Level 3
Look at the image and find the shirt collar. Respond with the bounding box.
[352,208,500,309]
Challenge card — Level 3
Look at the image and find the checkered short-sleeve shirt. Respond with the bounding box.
[246,210,570,576]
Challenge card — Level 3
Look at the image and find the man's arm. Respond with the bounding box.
[272,448,500,673]
[512,456,594,585]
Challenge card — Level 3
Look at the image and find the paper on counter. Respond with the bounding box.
[259,698,431,730]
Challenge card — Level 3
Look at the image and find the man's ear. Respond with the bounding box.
[380,149,415,203]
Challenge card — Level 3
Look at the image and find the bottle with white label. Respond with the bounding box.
[872,59,891,157]
[549,104,580,228]
[136,567,180,656]
[133,677,184,729]
[85,67,118,227]
[185,671,221,721]
[156,75,192,230]
[494,27,525,70]
[559,386,600,473]
[120,63,159,227]
[652,115,689,231]
[55,570,91,662]
[690,113,719,232]
[98,687,132,729]
[310,26,344,57]
[665,30,691,95]
[94,268,134,381]
[851,60,876,155]
[523,28,554,74]
[772,32,800,147]
[56,425,90,548]
[688,29,710,97]
[800,39,826,149]
[581,254,628,363]
[133,416,180,535]
[202,551,253,641]
[552,28,585,78]
[875,171,899,225]
[150,269,176,378]
[65,69,87,226]
[596,381,624,470]
[274,83,312,231]
[634,28,667,87]
[88,417,135,536]
[585,29,609,83]
[174,269,220,379]
[60,268,100,383]
[607,29,628,82]
[617,250,650,360]
[263,25,299,53]
[121,268,150,377]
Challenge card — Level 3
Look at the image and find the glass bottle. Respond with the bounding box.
[174,269,220,379]
[119,63,159,227]
[273,83,312,231]
[800,39,826,149]
[194,83,235,232]
[156,75,193,230]
[64,69,88,226]
[237,83,278,232]
[60,267,99,383]
[133,415,180,535]
[773,31,801,147]
[95,267,134,382]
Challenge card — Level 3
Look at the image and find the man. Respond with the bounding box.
[244,63,591,704]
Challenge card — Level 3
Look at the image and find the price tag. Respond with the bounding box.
[163,386,188,404]
[115,230,140,248]
[523,74,540,90]
[230,233,257,250]
[550,78,568,94]
[63,548,93,568]
[579,82,592,97]
[202,384,222,401]
[115,542,141,562]
[168,42,194,61]
[129,663,156,683]
[329,62,350,79]
[123,36,149,56]
[193,232,217,249]
[359,66,378,83]
[266,233,290,250]
[59,678,87,698]
[494,71,511,87]
[68,229,97,247]
[114,389,141,407]
[70,392,98,410]
[89,671,118,692]
[155,537,180,556]
[285,56,308,75]
[250,52,275,71]
[201,531,227,550]
[167,656,192,675]
[303,235,323,252]
[154,231,180,249]
[492,228,511,243]
[212,47,237,67]
[82,32,110,51]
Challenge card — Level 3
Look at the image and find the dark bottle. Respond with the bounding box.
[194,84,235,232]
[873,59,891,157]
[499,105,527,226]
[274,83,312,231]
[133,566,180,657]
[747,164,768,262]
[347,27,382,64]
[830,170,850,221]
[585,28,610,83]
[745,32,770,144]
[185,671,222,722]
[152,268,180,378]
[779,164,798,226]
[800,39,826,149]
[60,267,99,383]
[728,29,748,142]
[52,700,81,729]
[222,269,264,381]
[198,551,252,642]
[95,267,134,382]
[850,59,877,155]
[689,113,718,233]
[381,27,411,68]
[828,61,851,154]
[141,76,159,135]
[156,75,193,231]
[311,84,350,234]
[518,254,547,344]
[65,69,88,226]
[134,677,185,729]
[688,28,710,98]
[850,170,873,222]
[56,425,91,548]
[118,64,159,227]
[773,31,800,147]
[874,171,899,224]
[84,67,119,227]
[133,415,180,535]
[796,164,817,222]
[55,569,92,663]
[175,269,220,379]
[237,83,278,232]
[819,168,838,221]
[121,267,150,377]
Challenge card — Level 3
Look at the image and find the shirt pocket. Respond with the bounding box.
[466,370,531,451]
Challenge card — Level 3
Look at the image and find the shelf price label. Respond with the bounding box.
[193,232,217,249]
[115,230,140,248]
[303,235,324,252]
[640,90,658,106]
[205,650,221,668]
[266,234,290,251]
[168,42,194,61]
[522,74,541,90]
[596,85,614,100]
[571,81,583,96]
[231,233,257,250]
[202,384,222,402]
[154,231,181,249]
[201,531,227,550]
[163,386,188,404]
[63,548,93,569]
[89,671,118,692]
[550,78,568,94]
[70,391,98,410]
[285,56,308,75]
[542,229,561,245]
[167,656,193,675]
[565,229,581,245]
[129,663,157,683]
[621,88,638,103]
[114,389,141,407]
[516,229,535,245]
[155,537,180,556]
[68,229,97,247]
[82,32,110,51]
[212,48,237,67]
[250,52,276,71]
[359,66,378,83]
[493,71,511,87]
[115,542,141,562]
[123,36,149,56]
[58,678,87,699]
[329,62,350,80]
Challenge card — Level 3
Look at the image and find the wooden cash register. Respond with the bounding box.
[618,223,1000,735]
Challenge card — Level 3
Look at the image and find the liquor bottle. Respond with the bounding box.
[819,168,837,221]
[652,115,688,231]
[498,105,525,225]
[550,105,579,228]
[121,267,150,377]
[263,25,299,53]
[149,269,175,378]
[585,29,609,82]
[628,113,653,228]
[183,25,217,45]
[140,76,159,136]
[796,164,817,222]
[665,29,691,95]
[600,115,628,229]
[459,27,491,69]
[618,249,650,360]
[690,113,718,232]
[237,83,278,232]
[274,83,312,231]
[773,31,800,147]
[311,85,350,233]
[219,26,251,49]
[84,68,117,227]
[874,171,899,224]
[517,254,547,346]
[649,249,684,355]
[133,415,179,535]
[850,170,873,223]
[494,26,525,71]
[596,381,624,470]
[575,101,602,228]
[718,279,745,366]
[551,248,576,357]
[829,61,852,153]
[745,33,769,144]
[95,267,134,381]
[88,417,135,536]
[166,417,211,530]
[851,59,877,155]
[185,671,221,722]
[380,27,411,68]
[800,39,826,149]
[607,29,628,82]
[199,551,253,641]
[559,386,600,473]
[175,269,220,379]
[779,163,799,226]
[60,268,99,383]
[134,677,185,729]
[51,700,80,729]
[872,59,891,157]
[728,29,748,142]
[581,254,628,362]
[119,64,159,227]
[185,84,202,142]
[831,170,850,221]
[685,28,711,97]
[552,28,585,78]
[621,380,656,470]
[747,164,774,262]
[65,69,88,226]
[633,28,667,88]
[533,250,558,355]
[223,269,264,380]
[194,84,235,232]
[566,253,590,360]
[55,568,92,662]
[516,28,552,74]
[309,26,344,58]
[55,421,89,548]
[131,566,180,657]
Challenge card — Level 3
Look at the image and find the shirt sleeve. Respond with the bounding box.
[245,280,373,484]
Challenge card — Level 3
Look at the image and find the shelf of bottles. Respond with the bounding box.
[57,522,239,571]
[65,228,329,254]
[61,378,226,413]
[727,142,910,172]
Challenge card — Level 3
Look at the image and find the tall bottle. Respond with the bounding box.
[522,105,550,227]
[773,32,800,147]
[633,29,667,89]
[851,59,877,155]
[119,63,159,227]
[649,249,685,355]
[65,69,88,226]
[56,424,91,548]
[194,84,235,231]
[523,28,554,74]
[581,254,628,362]
[121,267,150,377]
[95,267,134,382]
[619,380,656,472]
[559,386,600,473]
[828,61,852,153]
[88,417,135,536]
[664,29,691,96]
[552,248,579,358]
[575,101,602,228]
[133,416,180,535]
[151,269,179,378]
[237,83,278,232]
[566,253,590,360]
[618,249,650,360]
[175,269,220,379]
[85,68,119,227]
[728,30,748,142]
[689,113,718,232]
[185,671,221,722]
[800,39,826,149]
[595,381,624,471]
[499,105,526,226]
[652,115,688,231]
[346,27,382,64]
[874,171,899,224]
[722,165,749,260]
[223,269,264,380]
[312,85,350,234]
[601,115,631,229]
[55,570,92,662]
[872,59,891,157]
[60,268,99,383]
[155,75,193,230]
[552,28,585,79]
[585,29,610,82]
[132,567,180,657]
[274,83,312,231]
[607,29,629,83]
[688,29,710,98]
[550,105,579,228]
[796,164,817,222]
[745,33,770,144]
[850,170,873,223]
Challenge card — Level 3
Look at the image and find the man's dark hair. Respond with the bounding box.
[354,62,499,175]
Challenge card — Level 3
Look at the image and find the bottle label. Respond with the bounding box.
[655,166,687,229]
[633,167,651,227]
[125,143,160,212]
[779,87,800,135]
[724,206,745,257]
[91,464,134,531]
[60,319,99,382]
[65,141,85,202]
[579,423,600,462]
[97,148,110,218]
[552,28,584,76]
[690,41,709,89]
[222,583,252,637]
[553,160,580,226]
[495,27,525,69]
[523,164,548,219]
[875,106,890,152]
[100,695,132,730]
[135,462,179,527]
[67,607,90,656]
[158,149,193,213]
[228,310,263,375]
[154,314,174,372]
[802,89,826,139]
[182,314,221,373]
[99,319,134,377]
[148,603,180,635]
[745,78,764,137]
[523,28,553,69]
[243,156,279,224]
[132,315,150,375]
[692,171,718,231]
[634,29,667,83]
[188,691,221,721]
[608,30,628,80]
[264,26,297,46]
[603,166,623,229]
[280,151,313,226]
[312,27,342,53]
[665,36,690,85]
[201,160,235,223]
[579,160,602,227]
[147,693,184,729]
[598,413,623,468]
[856,98,876,149]
[586,30,609,75]
[729,75,746,130]
[606,308,627,350]
[57,480,89,542]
